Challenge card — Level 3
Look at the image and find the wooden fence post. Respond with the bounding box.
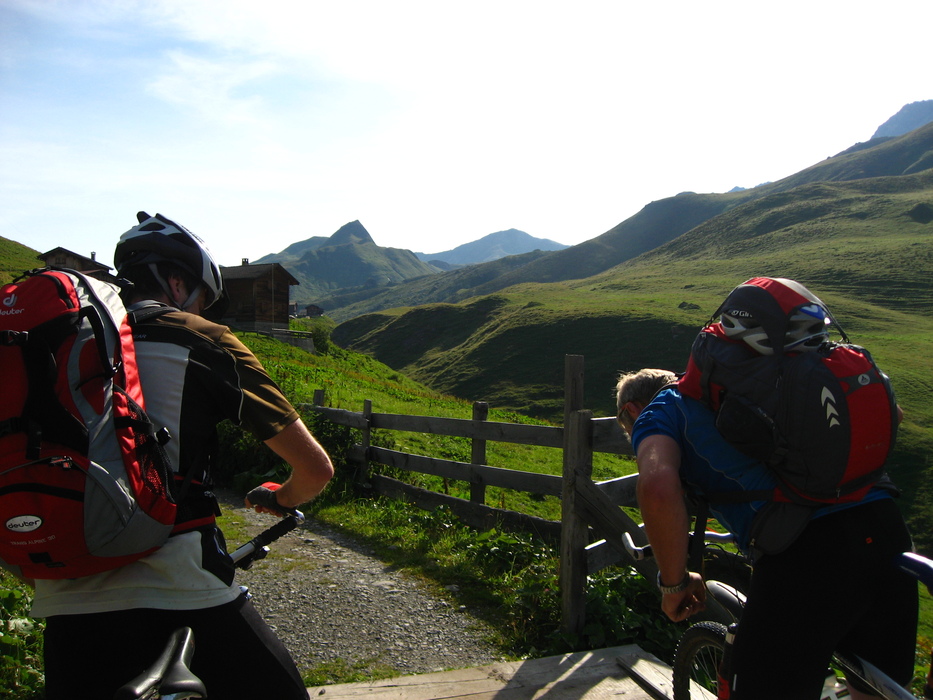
[470,401,488,504]
[360,399,373,483]
[563,355,585,425]
[560,355,591,638]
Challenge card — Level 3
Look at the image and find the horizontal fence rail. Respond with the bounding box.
[370,446,565,497]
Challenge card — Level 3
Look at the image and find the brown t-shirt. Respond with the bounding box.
[32,305,300,617]
[130,306,299,478]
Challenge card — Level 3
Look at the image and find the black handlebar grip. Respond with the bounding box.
[250,514,302,550]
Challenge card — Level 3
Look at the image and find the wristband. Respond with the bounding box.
[657,571,690,595]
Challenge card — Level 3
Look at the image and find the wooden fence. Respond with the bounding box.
[303,355,663,637]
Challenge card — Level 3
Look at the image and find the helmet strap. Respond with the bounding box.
[149,263,201,311]
[149,263,178,307]
[178,284,203,311]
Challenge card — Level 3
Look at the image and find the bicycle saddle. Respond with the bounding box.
[113,626,207,699]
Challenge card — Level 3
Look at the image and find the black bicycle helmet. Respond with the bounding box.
[115,212,223,310]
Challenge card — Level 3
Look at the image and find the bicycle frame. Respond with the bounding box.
[833,652,916,700]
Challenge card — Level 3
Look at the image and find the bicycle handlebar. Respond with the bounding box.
[230,509,305,569]
[623,531,651,561]
[622,530,736,562]
[897,551,933,593]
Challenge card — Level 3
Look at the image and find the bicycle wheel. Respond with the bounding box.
[672,621,727,700]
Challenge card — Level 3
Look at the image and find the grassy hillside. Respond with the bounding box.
[0,236,42,283]
[761,120,933,185]
[332,170,933,549]
[334,169,933,420]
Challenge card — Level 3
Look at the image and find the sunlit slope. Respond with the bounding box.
[611,170,933,313]
[332,169,933,538]
[0,237,42,284]
[336,169,933,411]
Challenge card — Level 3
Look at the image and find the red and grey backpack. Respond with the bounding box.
[0,268,178,579]
[678,277,898,553]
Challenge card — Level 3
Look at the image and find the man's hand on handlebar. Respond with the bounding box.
[245,482,295,517]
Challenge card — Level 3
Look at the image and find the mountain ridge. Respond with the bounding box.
[872,99,933,139]
[314,120,933,320]
[415,229,568,266]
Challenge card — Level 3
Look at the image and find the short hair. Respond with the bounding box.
[118,261,199,305]
[615,368,677,419]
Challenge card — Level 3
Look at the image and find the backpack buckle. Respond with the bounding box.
[0,330,28,346]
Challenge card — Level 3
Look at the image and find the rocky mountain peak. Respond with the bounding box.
[330,220,375,246]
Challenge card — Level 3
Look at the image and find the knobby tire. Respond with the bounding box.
[672,621,727,700]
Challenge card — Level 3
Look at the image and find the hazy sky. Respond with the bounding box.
[1,0,930,269]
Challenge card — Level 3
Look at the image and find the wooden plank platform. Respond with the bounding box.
[306,645,674,700]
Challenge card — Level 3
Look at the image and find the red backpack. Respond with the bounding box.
[678,278,898,553]
[0,268,177,579]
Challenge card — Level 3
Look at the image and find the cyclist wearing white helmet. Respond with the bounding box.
[35,212,334,700]
[114,211,224,313]
[721,302,831,354]
[616,278,916,700]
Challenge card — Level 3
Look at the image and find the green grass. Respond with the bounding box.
[1,331,931,698]
[233,334,933,677]
[0,236,43,284]
[301,657,399,687]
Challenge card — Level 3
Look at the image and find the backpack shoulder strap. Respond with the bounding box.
[689,497,708,573]
[128,302,177,326]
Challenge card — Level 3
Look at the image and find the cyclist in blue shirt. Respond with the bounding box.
[616,367,917,700]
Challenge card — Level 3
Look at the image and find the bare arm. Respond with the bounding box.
[246,418,334,512]
[636,434,706,621]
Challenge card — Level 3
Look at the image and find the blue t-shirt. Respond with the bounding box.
[631,387,891,555]
[631,388,773,553]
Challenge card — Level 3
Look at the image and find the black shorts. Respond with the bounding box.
[43,593,308,700]
[727,498,918,699]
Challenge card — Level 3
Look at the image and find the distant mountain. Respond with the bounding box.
[255,220,440,305]
[415,229,567,266]
[317,250,553,321]
[256,220,374,264]
[872,99,933,139]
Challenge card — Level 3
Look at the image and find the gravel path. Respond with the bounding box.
[220,494,507,679]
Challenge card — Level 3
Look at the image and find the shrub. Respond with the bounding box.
[0,574,44,699]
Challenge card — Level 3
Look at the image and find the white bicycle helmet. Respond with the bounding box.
[114,212,223,310]
[721,303,830,355]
